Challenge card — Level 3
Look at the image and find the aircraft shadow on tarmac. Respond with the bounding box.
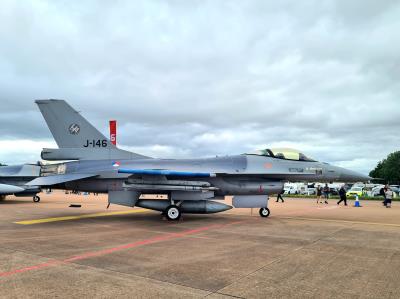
[0,199,34,205]
[14,210,240,226]
[92,214,232,224]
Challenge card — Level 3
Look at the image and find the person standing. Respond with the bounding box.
[337,185,347,206]
[323,184,329,204]
[316,185,322,203]
[385,187,393,208]
[382,184,390,206]
[380,185,387,206]
[276,190,284,203]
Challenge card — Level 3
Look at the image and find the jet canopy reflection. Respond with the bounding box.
[246,148,316,162]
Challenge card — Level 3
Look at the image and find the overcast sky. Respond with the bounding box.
[0,0,399,174]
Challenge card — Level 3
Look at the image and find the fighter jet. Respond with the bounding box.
[27,99,370,220]
[0,164,41,202]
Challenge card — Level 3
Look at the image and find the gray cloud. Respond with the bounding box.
[0,0,399,174]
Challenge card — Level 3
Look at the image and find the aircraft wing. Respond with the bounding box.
[26,173,97,186]
[118,168,217,178]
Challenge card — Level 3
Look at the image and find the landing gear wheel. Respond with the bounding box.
[259,207,270,218]
[165,205,181,221]
[33,195,40,203]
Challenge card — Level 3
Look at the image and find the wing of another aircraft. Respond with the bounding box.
[0,184,25,194]
[26,173,97,186]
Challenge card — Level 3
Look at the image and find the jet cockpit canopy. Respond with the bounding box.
[246,148,316,162]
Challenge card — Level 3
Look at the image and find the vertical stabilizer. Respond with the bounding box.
[35,99,114,149]
[35,99,150,160]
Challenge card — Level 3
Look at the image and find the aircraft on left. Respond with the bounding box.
[0,164,41,202]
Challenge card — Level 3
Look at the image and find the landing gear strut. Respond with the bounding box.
[165,205,181,221]
[33,195,40,203]
[259,207,270,218]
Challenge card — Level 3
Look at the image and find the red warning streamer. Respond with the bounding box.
[109,120,117,145]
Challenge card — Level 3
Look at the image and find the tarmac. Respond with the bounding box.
[0,192,399,298]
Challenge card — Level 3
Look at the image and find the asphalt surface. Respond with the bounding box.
[0,192,399,298]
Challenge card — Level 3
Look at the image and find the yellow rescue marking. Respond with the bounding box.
[15,209,148,225]
[279,216,400,228]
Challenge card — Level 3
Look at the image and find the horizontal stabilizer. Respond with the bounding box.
[118,168,216,178]
[0,164,40,177]
[41,148,150,161]
[26,173,97,186]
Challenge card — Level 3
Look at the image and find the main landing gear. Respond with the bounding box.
[259,207,270,218]
[165,205,181,221]
[33,195,40,203]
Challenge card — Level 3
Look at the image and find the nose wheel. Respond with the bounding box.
[259,207,270,217]
[33,195,40,203]
[165,205,181,221]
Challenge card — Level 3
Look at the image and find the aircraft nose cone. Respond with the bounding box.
[339,169,370,182]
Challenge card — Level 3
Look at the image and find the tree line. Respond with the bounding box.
[369,151,400,184]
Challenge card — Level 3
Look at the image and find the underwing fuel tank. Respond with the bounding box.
[136,200,232,214]
[0,184,25,195]
[212,178,283,195]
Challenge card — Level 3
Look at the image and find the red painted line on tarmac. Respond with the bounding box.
[0,220,244,279]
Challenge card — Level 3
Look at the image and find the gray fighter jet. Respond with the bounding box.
[27,100,369,220]
[0,164,41,202]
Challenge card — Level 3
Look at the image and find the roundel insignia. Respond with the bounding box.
[68,123,80,135]
[264,163,273,169]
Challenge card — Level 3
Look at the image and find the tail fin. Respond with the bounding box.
[36,99,115,149]
[36,99,150,160]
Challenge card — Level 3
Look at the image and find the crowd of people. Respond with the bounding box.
[315,184,347,205]
[276,183,394,208]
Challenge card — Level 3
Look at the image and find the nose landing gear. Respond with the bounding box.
[259,207,270,217]
[33,195,40,203]
[165,205,181,221]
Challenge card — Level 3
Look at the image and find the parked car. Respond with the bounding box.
[285,185,303,194]
[371,185,385,197]
[300,187,316,195]
[346,187,363,197]
[284,186,297,194]
[390,185,399,195]
[307,187,316,195]
[329,187,339,196]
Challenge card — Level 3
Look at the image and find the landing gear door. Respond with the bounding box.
[108,190,140,207]
[232,195,268,208]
